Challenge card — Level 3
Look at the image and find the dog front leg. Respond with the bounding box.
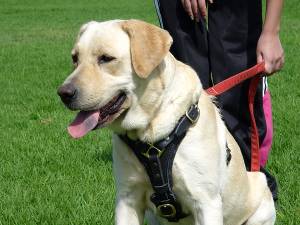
[193,195,223,225]
[115,191,145,225]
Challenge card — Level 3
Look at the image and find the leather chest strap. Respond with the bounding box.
[118,104,200,222]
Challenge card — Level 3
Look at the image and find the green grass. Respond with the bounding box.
[0,0,299,224]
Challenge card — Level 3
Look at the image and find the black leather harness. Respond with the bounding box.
[119,104,199,222]
[119,104,231,222]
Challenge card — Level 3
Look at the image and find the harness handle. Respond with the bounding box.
[205,62,266,171]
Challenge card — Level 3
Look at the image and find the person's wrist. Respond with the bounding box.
[261,26,280,36]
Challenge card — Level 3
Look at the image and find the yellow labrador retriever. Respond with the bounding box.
[58,20,276,225]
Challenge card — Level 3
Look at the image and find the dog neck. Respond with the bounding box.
[111,53,202,143]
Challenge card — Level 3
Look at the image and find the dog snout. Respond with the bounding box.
[57,83,77,104]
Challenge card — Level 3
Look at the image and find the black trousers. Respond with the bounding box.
[154,0,277,199]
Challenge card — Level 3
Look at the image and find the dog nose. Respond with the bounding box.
[57,83,77,103]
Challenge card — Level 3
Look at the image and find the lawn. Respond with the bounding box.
[0,0,299,224]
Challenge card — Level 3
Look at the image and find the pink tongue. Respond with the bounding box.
[68,110,100,138]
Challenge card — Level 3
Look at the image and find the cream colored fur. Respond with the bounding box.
[60,19,276,225]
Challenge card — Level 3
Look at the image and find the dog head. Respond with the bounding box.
[57,20,173,138]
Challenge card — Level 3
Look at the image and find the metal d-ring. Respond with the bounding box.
[157,203,177,218]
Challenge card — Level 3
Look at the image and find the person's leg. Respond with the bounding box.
[207,0,277,199]
[153,0,210,88]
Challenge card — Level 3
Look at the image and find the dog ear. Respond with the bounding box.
[121,20,173,78]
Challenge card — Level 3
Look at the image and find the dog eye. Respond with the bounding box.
[72,54,78,65]
[98,55,115,64]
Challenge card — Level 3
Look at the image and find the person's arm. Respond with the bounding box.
[257,0,284,74]
[181,0,284,74]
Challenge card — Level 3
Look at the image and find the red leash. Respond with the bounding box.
[205,62,266,171]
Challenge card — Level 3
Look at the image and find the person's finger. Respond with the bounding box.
[191,0,200,22]
[266,59,277,74]
[183,0,194,20]
[275,56,284,72]
[181,0,189,17]
[264,64,273,74]
[257,51,272,74]
[261,55,274,74]
[257,51,276,74]
[197,0,207,17]
[208,0,214,3]
[181,0,187,11]
[181,0,184,10]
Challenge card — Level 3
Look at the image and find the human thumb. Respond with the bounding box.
[257,52,268,74]
[257,52,263,64]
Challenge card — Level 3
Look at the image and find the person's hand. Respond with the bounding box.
[256,32,284,75]
[180,0,214,21]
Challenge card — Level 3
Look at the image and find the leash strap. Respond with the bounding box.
[118,104,200,222]
[248,76,261,171]
[205,62,266,171]
[205,62,265,96]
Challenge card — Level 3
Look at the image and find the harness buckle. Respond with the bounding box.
[186,105,200,124]
[157,203,177,218]
[142,143,164,158]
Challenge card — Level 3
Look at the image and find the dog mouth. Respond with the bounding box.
[67,92,127,138]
